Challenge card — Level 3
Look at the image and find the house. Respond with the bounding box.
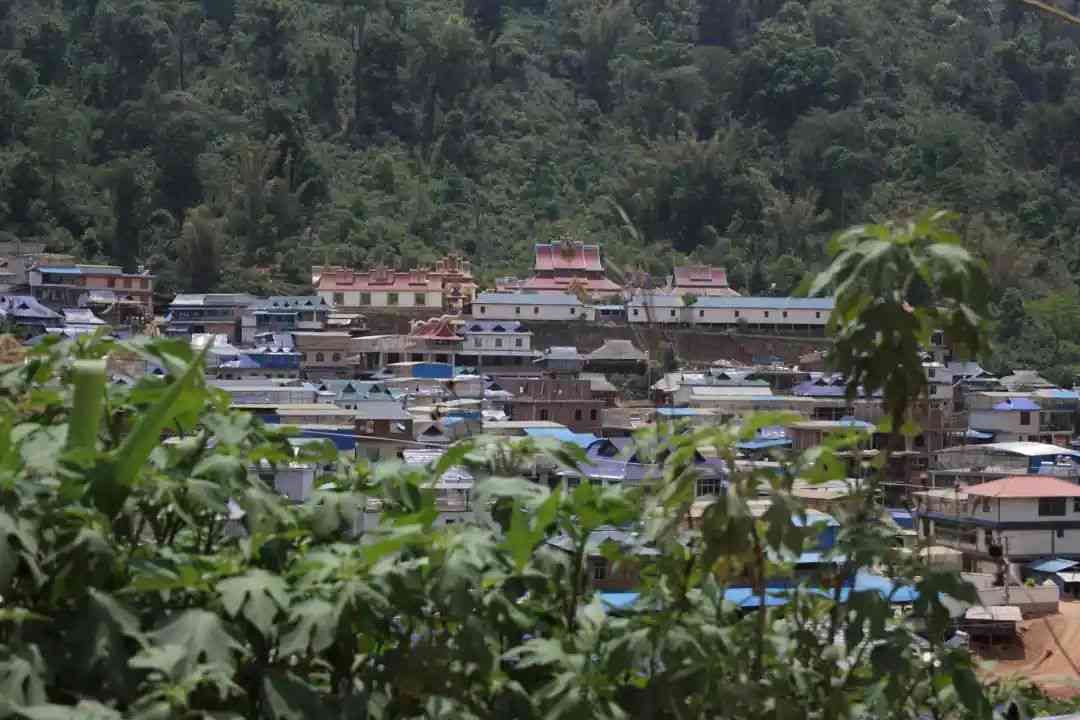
[212,344,302,380]
[405,316,464,366]
[240,296,331,344]
[166,294,258,342]
[688,296,834,332]
[457,320,539,372]
[472,292,594,322]
[914,475,1080,572]
[967,395,1047,444]
[0,242,62,291]
[353,401,417,462]
[292,331,356,379]
[0,295,61,335]
[670,265,740,297]
[535,346,585,375]
[316,379,395,408]
[558,437,727,496]
[626,293,687,324]
[999,369,1056,392]
[930,442,1080,488]
[521,238,621,296]
[314,253,477,313]
[1023,558,1080,597]
[585,339,647,374]
[210,379,323,405]
[580,373,619,404]
[61,308,107,332]
[506,377,606,432]
[29,264,154,320]
[546,525,658,592]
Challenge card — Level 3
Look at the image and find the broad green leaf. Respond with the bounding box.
[146,610,244,676]
[218,569,289,637]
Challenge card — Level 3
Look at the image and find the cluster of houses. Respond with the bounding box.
[8,239,1080,633]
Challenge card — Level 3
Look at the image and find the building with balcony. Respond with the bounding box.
[914,475,1080,571]
[29,264,154,320]
[166,294,258,342]
[240,296,332,344]
[457,320,539,372]
[521,239,621,296]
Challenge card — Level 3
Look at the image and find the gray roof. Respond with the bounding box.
[62,308,106,325]
[354,401,413,421]
[0,295,60,319]
[251,296,329,311]
[464,320,530,333]
[541,346,584,360]
[475,292,583,306]
[586,339,646,362]
[170,293,259,307]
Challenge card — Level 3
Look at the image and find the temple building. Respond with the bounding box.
[314,253,477,314]
[521,239,620,296]
[670,265,740,297]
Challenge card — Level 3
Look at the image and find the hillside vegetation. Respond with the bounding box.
[3,0,1080,371]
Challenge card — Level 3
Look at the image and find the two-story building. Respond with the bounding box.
[292,331,356,380]
[457,320,539,372]
[240,296,331,344]
[472,292,595,322]
[506,377,607,433]
[314,254,477,313]
[166,294,258,341]
[915,475,1080,572]
[29,264,154,320]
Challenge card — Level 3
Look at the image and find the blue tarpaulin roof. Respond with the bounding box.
[1026,558,1080,574]
[738,438,793,450]
[657,407,714,417]
[994,398,1041,411]
[523,427,600,449]
[599,593,640,610]
[889,509,914,529]
[966,428,995,440]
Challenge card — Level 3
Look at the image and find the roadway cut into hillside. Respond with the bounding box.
[980,599,1080,699]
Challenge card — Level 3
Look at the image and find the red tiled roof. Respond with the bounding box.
[964,475,1080,498]
[317,266,438,292]
[535,243,604,272]
[409,316,463,341]
[673,265,730,288]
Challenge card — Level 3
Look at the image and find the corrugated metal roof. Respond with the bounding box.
[1027,558,1080,573]
[965,475,1080,498]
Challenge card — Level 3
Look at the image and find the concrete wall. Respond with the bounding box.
[474,302,594,321]
[321,290,442,308]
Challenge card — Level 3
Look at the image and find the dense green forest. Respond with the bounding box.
[4,0,1080,374]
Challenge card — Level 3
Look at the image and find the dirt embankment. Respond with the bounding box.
[980,599,1080,699]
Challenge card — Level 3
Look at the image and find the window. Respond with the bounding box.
[107,278,116,288]
[1020,411,1031,426]
[359,292,371,305]
[574,409,582,421]
[927,368,936,378]
[141,278,149,289]
[764,311,770,318]
[474,338,482,348]
[982,497,990,512]
[591,559,607,580]
[479,306,486,314]
[1074,498,1080,513]
[670,310,676,318]
[533,307,539,315]
[333,292,344,305]
[315,352,325,362]
[123,278,132,288]
[699,309,705,318]
[697,477,724,497]
[632,309,639,317]
[782,311,788,318]
[332,353,341,361]
[815,312,821,319]
[387,293,399,306]
[1058,528,1066,539]
[415,293,426,305]
[734,310,740,318]
[590,409,598,421]
[1039,498,1067,516]
[495,338,503,348]
[570,307,576,315]
[539,409,549,421]
[515,338,523,348]
[515,307,521,315]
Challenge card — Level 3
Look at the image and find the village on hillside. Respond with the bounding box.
[5,237,1080,691]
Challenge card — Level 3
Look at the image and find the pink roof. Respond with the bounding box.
[535,243,604,272]
[521,276,621,293]
[317,267,438,292]
[673,265,730,288]
[964,475,1080,498]
[409,317,462,341]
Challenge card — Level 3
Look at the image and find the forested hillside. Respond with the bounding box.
[3,0,1080,371]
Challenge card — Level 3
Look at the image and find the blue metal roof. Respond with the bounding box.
[738,438,793,450]
[599,592,639,610]
[1026,558,1080,574]
[966,428,995,440]
[1041,389,1080,399]
[889,509,914,529]
[993,398,1041,411]
[523,427,600,448]
[657,407,713,417]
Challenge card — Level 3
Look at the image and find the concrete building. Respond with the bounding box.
[0,295,61,335]
[521,239,621,296]
[914,475,1080,571]
[241,296,331,344]
[292,332,356,379]
[472,292,594,322]
[0,242,52,290]
[930,442,1080,488]
[585,339,647,374]
[535,346,586,375]
[506,377,607,433]
[29,264,154,319]
[314,253,477,313]
[457,320,539,372]
[166,294,258,341]
[627,295,834,332]
[669,265,740,297]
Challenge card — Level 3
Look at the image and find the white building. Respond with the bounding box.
[458,320,539,371]
[472,293,594,321]
[626,294,834,331]
[915,475,1080,572]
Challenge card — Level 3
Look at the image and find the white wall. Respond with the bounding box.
[321,290,442,308]
[466,333,532,350]
[474,303,593,321]
[695,306,829,325]
[627,305,684,324]
[968,409,1040,435]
